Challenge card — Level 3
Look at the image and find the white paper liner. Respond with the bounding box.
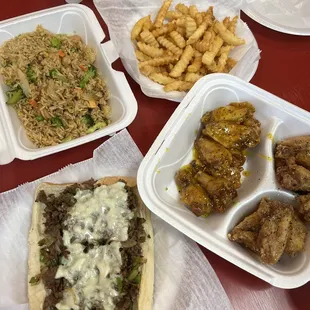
[0,129,232,310]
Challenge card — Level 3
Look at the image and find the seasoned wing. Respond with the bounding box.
[276,164,310,192]
[298,194,310,221]
[175,167,213,217]
[230,198,273,232]
[257,206,294,264]
[275,136,310,191]
[194,137,232,168]
[201,101,255,124]
[228,230,259,253]
[285,214,307,257]
[202,121,260,149]
[195,171,237,212]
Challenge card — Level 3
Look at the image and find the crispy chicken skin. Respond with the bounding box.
[228,198,307,264]
[176,102,261,216]
[275,135,310,192]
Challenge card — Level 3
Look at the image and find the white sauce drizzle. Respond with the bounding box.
[55,182,133,310]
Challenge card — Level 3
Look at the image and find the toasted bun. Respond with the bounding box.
[28,177,154,310]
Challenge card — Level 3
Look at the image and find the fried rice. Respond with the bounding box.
[0,25,110,147]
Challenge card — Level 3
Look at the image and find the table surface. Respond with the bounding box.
[1,1,310,309]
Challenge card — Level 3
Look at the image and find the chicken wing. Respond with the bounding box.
[298,194,310,221]
[175,166,213,217]
[195,171,237,212]
[285,214,308,257]
[275,136,310,191]
[257,206,294,264]
[203,121,260,149]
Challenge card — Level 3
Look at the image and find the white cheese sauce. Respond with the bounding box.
[55,182,133,310]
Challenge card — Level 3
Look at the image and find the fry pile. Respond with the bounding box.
[131,1,245,92]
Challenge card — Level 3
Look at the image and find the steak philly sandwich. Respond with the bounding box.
[27,177,154,310]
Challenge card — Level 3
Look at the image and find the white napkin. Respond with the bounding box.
[93,0,261,102]
[0,129,232,310]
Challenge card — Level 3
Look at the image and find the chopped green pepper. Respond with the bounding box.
[70,47,78,53]
[116,277,123,292]
[51,116,64,127]
[133,273,141,284]
[127,267,139,282]
[51,37,61,48]
[26,65,36,83]
[82,114,95,127]
[38,238,46,246]
[29,275,40,286]
[49,69,66,82]
[6,88,24,105]
[80,65,97,88]
[36,115,44,122]
[87,121,106,134]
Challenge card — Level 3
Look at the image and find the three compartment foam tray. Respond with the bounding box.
[138,73,310,289]
[0,4,137,164]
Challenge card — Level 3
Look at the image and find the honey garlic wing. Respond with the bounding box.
[195,171,237,213]
[202,121,260,149]
[175,167,213,217]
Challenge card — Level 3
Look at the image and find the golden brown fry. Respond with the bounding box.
[225,57,237,72]
[140,65,156,77]
[139,55,178,67]
[207,61,218,72]
[185,16,197,38]
[176,26,186,37]
[140,30,159,47]
[195,12,204,26]
[154,0,173,28]
[152,22,176,37]
[169,45,194,78]
[170,31,186,48]
[185,72,203,83]
[214,21,245,46]
[223,16,231,28]
[188,56,202,73]
[175,3,189,15]
[149,72,176,85]
[167,63,174,72]
[187,21,208,45]
[228,16,238,34]
[166,11,183,20]
[164,80,193,92]
[131,16,150,40]
[202,36,224,66]
[174,17,186,27]
[157,36,183,55]
[143,15,153,31]
[206,6,215,21]
[193,49,202,57]
[194,40,210,53]
[199,66,208,75]
[189,5,198,19]
[137,42,164,58]
[135,50,151,62]
[217,52,229,72]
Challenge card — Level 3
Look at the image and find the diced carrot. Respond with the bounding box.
[88,100,97,108]
[58,50,65,57]
[74,87,82,93]
[79,65,88,71]
[29,99,37,108]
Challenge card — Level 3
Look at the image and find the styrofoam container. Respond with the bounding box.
[137,73,310,289]
[0,4,137,165]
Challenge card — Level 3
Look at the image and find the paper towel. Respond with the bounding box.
[0,129,232,310]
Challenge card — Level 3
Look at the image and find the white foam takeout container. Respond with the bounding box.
[138,73,310,289]
[0,4,137,165]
